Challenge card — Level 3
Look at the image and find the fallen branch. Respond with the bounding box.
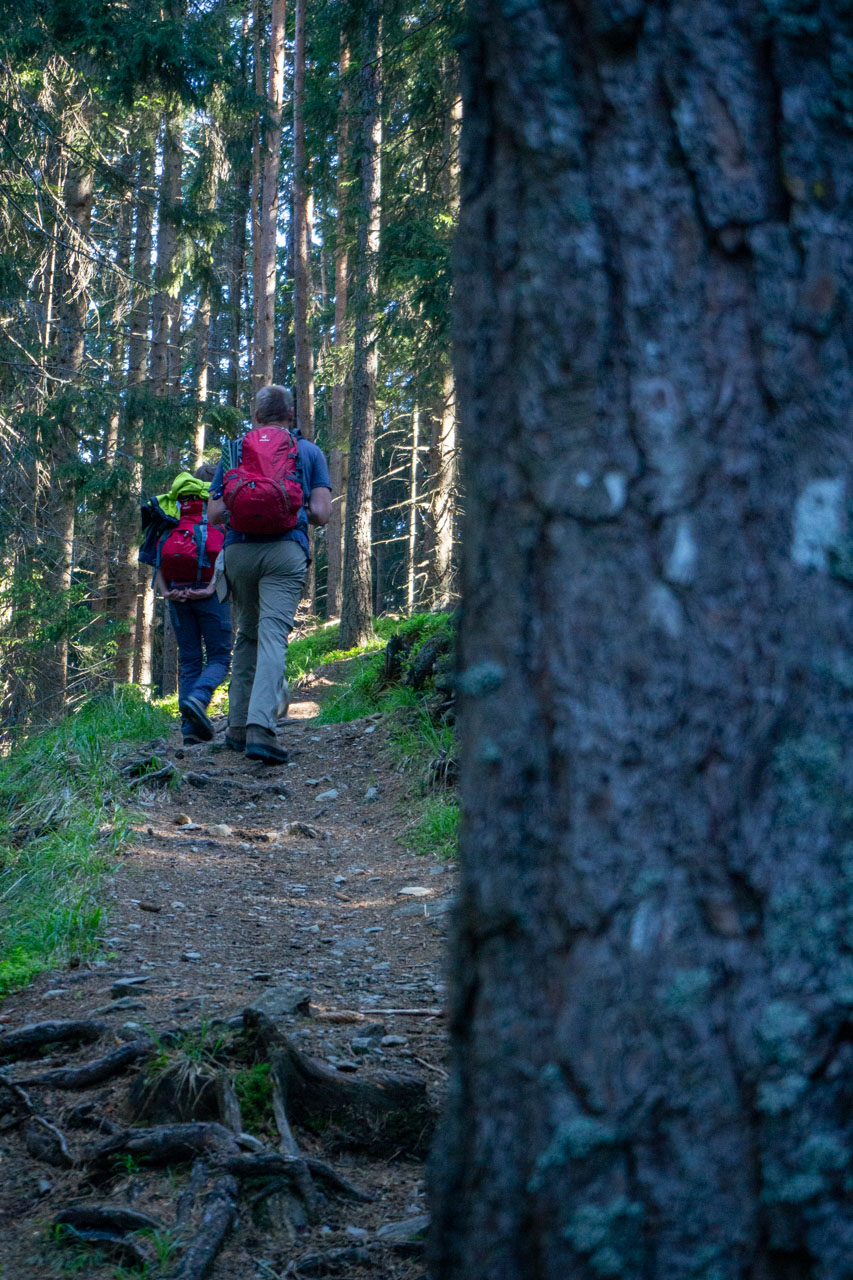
[0,1019,107,1062]
[14,1039,155,1088]
[55,1225,151,1268]
[313,1007,443,1022]
[170,1173,238,1280]
[128,761,180,788]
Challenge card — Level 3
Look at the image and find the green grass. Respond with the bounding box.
[0,686,173,996]
[403,795,460,862]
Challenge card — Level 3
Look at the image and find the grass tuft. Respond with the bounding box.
[0,686,172,996]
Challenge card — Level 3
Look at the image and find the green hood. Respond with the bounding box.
[157,472,211,520]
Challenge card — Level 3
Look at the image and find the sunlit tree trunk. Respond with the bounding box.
[431,3,853,1277]
[252,0,286,391]
[41,150,93,718]
[339,3,381,649]
[116,143,154,685]
[294,0,315,439]
[407,403,420,614]
[326,38,350,620]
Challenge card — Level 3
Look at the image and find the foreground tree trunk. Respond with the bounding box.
[431,3,853,1279]
[339,4,382,649]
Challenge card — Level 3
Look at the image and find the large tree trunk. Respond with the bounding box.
[339,4,381,650]
[115,144,155,685]
[41,153,93,717]
[430,3,853,1279]
[252,0,286,392]
[325,39,351,621]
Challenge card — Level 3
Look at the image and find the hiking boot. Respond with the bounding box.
[245,724,288,766]
[180,696,215,741]
[182,733,202,746]
[224,733,246,753]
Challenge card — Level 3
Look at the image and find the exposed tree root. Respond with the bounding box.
[23,1116,73,1166]
[244,1009,434,1156]
[0,1019,107,1062]
[90,1121,240,1170]
[54,1204,163,1234]
[170,1173,239,1280]
[14,1039,155,1088]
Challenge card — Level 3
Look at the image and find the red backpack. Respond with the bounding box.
[222,426,304,536]
[158,498,225,589]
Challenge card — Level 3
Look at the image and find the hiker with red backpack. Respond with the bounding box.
[145,464,232,744]
[207,385,331,764]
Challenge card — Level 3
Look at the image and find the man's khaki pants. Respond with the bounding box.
[225,538,307,734]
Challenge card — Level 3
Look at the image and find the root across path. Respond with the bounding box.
[0,686,453,1279]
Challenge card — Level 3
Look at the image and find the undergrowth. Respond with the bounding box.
[290,613,460,862]
[0,686,172,995]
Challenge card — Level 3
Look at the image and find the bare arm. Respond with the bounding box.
[155,569,185,602]
[208,494,227,526]
[307,486,332,527]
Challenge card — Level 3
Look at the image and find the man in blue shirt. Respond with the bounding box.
[208,385,331,764]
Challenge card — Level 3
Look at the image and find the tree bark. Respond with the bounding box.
[41,152,93,717]
[430,3,853,1278]
[252,0,287,392]
[339,5,382,650]
[407,403,420,614]
[424,374,456,609]
[293,0,315,439]
[326,39,351,621]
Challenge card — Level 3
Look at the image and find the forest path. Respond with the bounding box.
[0,684,452,1279]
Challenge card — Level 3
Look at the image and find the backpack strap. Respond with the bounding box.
[192,508,209,587]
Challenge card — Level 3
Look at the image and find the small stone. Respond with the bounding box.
[346,1226,369,1241]
[363,786,379,802]
[381,1034,408,1047]
[38,1180,54,1196]
[181,951,202,962]
[246,984,311,1017]
[364,725,376,735]
[92,997,146,1013]
[376,1214,430,1243]
[283,821,319,839]
[351,1038,374,1055]
[139,901,162,913]
[209,824,233,839]
[330,1059,359,1073]
[364,926,384,935]
[111,977,149,998]
[315,789,338,802]
[42,989,68,999]
[174,814,193,826]
[333,876,347,885]
[398,886,432,897]
[251,972,273,982]
[178,823,203,832]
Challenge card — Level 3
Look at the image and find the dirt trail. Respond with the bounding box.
[0,683,453,1279]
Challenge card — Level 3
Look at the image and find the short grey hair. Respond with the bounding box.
[254,384,294,424]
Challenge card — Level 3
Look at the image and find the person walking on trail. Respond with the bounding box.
[151,464,233,746]
[208,384,331,765]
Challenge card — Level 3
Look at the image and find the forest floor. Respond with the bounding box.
[0,670,453,1279]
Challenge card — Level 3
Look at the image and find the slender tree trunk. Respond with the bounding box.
[326,40,351,620]
[93,168,133,621]
[424,373,456,607]
[339,4,382,649]
[41,152,93,718]
[424,72,460,608]
[431,3,853,1277]
[249,0,264,390]
[294,0,315,437]
[192,122,223,464]
[115,144,154,685]
[407,403,419,614]
[252,0,286,391]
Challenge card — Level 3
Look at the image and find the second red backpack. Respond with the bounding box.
[223,427,304,536]
[158,498,225,588]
